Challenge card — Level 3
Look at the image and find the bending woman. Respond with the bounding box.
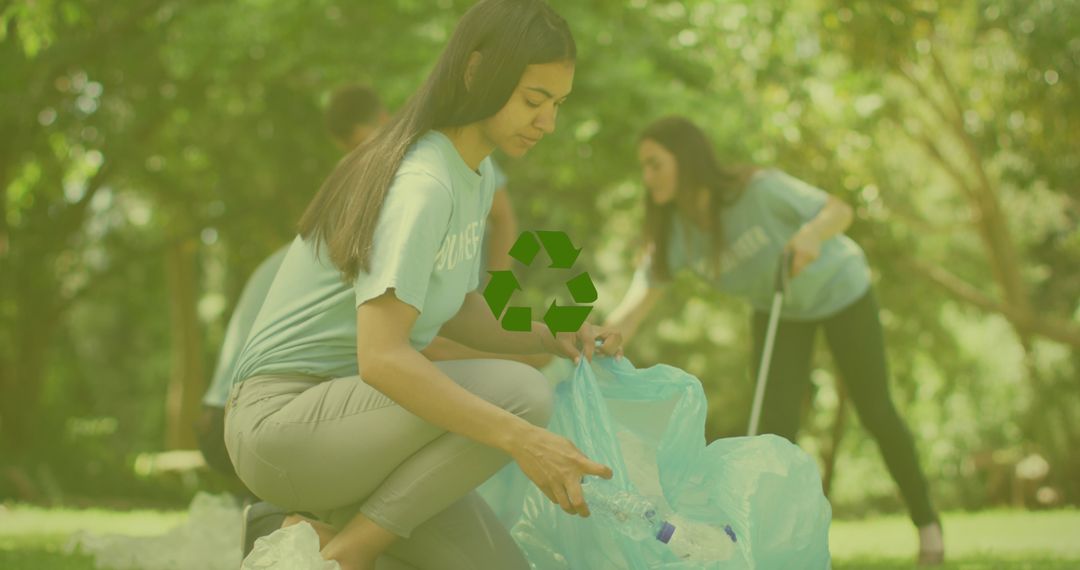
[224,2,621,569]
[606,116,943,566]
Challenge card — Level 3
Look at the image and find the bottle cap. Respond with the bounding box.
[724,524,737,542]
[656,521,675,544]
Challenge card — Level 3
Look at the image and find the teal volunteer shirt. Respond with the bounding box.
[232,131,496,384]
[202,246,288,407]
[637,169,870,320]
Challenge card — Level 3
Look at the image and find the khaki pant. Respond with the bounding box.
[224,359,553,570]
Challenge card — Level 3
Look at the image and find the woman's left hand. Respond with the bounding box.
[786,228,822,278]
[539,322,623,364]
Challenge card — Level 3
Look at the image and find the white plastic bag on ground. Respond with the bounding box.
[66,492,242,570]
[241,522,340,569]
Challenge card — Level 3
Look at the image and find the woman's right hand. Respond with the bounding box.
[538,321,624,364]
[510,425,613,517]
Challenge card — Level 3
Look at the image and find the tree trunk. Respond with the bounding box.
[0,236,57,456]
[164,237,205,450]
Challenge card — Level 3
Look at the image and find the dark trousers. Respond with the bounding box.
[195,405,250,490]
[751,289,938,526]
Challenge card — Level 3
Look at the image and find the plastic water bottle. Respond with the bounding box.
[665,513,737,561]
[582,479,737,562]
[581,479,676,544]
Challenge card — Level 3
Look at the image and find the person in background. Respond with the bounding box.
[605,115,944,566]
[324,84,391,151]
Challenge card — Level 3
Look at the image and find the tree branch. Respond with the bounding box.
[907,258,1080,349]
[927,47,1031,314]
[894,62,1029,315]
[60,160,114,234]
[50,234,180,319]
[898,60,958,130]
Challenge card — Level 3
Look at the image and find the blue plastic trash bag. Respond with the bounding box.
[478,357,832,569]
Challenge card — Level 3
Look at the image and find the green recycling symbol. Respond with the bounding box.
[482,230,596,334]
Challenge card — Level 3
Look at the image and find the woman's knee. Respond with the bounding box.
[437,358,555,427]
[502,363,554,427]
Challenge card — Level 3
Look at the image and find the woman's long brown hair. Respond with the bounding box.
[299,0,575,280]
[639,116,757,281]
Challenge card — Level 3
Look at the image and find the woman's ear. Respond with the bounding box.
[465,51,482,92]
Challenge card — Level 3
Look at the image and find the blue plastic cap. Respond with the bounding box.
[656,522,675,544]
[724,524,737,542]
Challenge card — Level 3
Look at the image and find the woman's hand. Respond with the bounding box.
[538,322,623,364]
[786,227,822,278]
[510,425,613,517]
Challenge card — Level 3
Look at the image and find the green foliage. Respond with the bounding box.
[0,0,1076,513]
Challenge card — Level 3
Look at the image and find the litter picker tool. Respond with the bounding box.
[747,249,793,436]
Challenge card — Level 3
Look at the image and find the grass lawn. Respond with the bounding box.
[1,504,1078,569]
[830,509,1080,569]
[0,505,185,569]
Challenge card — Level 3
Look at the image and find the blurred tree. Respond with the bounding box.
[0,0,1075,511]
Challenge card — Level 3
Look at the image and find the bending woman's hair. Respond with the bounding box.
[300,0,575,279]
[639,116,756,281]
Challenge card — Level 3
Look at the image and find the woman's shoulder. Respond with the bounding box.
[395,133,455,193]
[388,144,456,206]
[742,167,816,200]
[751,168,826,190]
[739,167,831,216]
[745,167,787,189]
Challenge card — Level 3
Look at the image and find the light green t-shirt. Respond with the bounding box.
[637,169,870,320]
[202,246,288,407]
[231,131,496,383]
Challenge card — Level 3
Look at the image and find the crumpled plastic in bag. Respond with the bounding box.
[65,492,243,570]
[241,521,340,570]
[478,357,832,569]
